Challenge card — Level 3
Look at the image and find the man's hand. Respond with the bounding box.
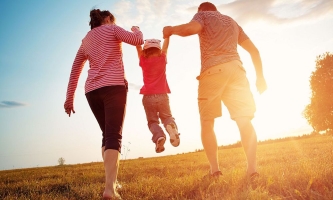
[256,76,267,94]
[163,26,173,39]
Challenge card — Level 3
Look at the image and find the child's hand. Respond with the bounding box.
[131,26,140,32]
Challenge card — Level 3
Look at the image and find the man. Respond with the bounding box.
[163,2,267,178]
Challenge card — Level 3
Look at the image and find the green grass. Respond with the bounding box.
[1,134,333,199]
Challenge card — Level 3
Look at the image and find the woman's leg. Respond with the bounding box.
[101,146,105,161]
[103,149,121,199]
[86,86,126,199]
[102,86,127,198]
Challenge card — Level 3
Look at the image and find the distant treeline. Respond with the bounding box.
[194,132,331,152]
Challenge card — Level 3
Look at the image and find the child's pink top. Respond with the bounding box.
[139,53,171,95]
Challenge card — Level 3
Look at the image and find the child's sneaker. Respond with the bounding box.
[166,123,180,147]
[155,137,166,153]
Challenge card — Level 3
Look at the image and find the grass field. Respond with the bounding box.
[1,134,332,199]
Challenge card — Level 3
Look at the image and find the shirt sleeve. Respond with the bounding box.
[114,25,144,46]
[191,12,204,27]
[237,24,249,44]
[65,44,87,106]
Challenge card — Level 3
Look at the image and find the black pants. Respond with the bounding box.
[85,85,127,152]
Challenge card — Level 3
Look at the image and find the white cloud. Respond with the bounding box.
[112,0,135,27]
[112,0,198,29]
[215,0,333,25]
[112,0,172,28]
[111,0,333,31]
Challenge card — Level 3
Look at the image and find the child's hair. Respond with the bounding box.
[142,39,162,58]
[143,47,161,58]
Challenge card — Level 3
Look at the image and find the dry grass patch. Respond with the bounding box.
[1,135,332,199]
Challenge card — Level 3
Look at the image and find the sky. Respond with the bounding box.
[0,0,332,171]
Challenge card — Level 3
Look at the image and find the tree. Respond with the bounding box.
[58,157,65,166]
[304,52,333,133]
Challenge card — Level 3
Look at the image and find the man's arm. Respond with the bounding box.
[163,21,202,38]
[161,37,169,54]
[240,39,267,94]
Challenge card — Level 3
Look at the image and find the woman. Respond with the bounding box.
[64,9,143,199]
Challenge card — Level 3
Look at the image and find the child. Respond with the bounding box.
[135,38,180,153]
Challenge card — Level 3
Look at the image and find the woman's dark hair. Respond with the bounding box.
[198,2,217,11]
[89,9,115,30]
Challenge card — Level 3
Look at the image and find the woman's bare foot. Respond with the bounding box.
[103,190,121,200]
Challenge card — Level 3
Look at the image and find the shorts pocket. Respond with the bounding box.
[206,68,225,75]
[197,67,225,80]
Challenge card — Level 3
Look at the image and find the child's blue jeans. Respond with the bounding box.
[142,94,177,143]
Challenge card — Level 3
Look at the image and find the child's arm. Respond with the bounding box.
[135,45,143,59]
[131,25,143,58]
[161,37,169,54]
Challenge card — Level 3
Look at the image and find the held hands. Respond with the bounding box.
[163,26,172,39]
[131,26,140,32]
[256,76,267,94]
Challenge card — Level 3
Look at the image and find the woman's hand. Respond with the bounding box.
[64,101,75,117]
[131,26,140,32]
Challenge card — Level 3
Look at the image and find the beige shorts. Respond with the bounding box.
[197,60,256,121]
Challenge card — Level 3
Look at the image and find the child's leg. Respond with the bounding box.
[157,94,180,147]
[149,123,166,153]
[142,95,166,149]
[148,123,166,143]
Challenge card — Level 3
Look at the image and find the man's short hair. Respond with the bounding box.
[198,2,217,11]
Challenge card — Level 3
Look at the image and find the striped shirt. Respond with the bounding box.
[191,11,249,73]
[65,24,143,105]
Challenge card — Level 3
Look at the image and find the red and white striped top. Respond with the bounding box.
[192,11,249,73]
[65,24,143,106]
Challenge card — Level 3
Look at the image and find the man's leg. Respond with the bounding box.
[234,117,257,176]
[201,119,220,174]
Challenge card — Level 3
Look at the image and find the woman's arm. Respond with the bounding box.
[114,25,144,46]
[64,44,87,117]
